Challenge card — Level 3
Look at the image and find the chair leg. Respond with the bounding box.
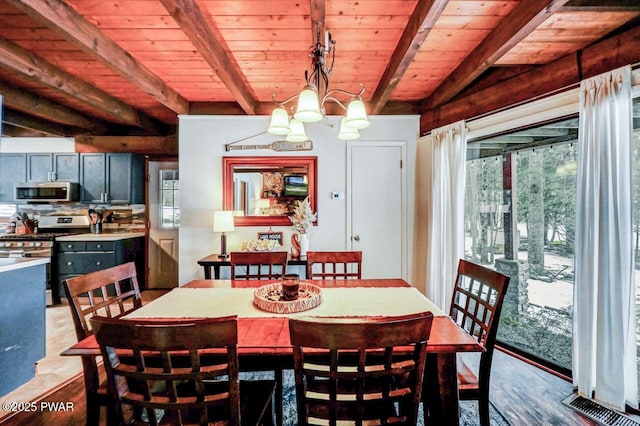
[81,358,102,426]
[478,394,490,426]
[85,391,101,426]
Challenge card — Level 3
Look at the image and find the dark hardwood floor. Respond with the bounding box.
[0,346,599,425]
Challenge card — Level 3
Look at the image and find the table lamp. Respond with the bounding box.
[213,211,235,259]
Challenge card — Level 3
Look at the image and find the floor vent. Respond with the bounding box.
[562,394,640,426]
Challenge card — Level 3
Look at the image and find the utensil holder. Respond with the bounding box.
[91,223,102,234]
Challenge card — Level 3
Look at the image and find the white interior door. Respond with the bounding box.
[148,161,179,288]
[348,143,406,278]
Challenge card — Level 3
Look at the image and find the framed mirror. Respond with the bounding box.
[222,156,317,226]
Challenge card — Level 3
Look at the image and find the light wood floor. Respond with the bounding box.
[0,290,621,425]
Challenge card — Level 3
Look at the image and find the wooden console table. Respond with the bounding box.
[197,253,308,279]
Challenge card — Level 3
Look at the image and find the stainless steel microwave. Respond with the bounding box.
[14,181,79,202]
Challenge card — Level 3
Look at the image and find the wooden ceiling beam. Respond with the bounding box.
[0,81,96,130]
[1,122,49,137]
[420,24,640,133]
[190,101,421,116]
[562,0,640,11]
[190,102,248,116]
[369,0,449,115]
[159,0,258,115]
[8,0,189,116]
[75,135,178,157]
[422,0,571,110]
[2,108,79,137]
[0,38,158,131]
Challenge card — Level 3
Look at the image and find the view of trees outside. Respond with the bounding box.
[465,144,575,371]
[160,170,180,228]
[465,109,640,391]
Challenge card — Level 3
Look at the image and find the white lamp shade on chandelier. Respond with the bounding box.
[294,87,323,122]
[337,117,360,140]
[267,107,291,135]
[285,118,308,142]
[344,98,370,130]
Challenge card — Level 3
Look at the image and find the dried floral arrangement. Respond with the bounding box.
[240,239,280,252]
[289,196,317,234]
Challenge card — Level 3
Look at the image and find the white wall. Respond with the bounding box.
[0,138,75,152]
[178,115,419,285]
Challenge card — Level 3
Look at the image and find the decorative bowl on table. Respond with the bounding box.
[254,282,322,314]
[240,240,280,252]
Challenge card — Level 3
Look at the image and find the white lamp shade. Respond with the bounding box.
[285,118,308,142]
[337,117,360,140]
[344,98,370,130]
[213,211,235,232]
[294,88,323,122]
[267,107,290,135]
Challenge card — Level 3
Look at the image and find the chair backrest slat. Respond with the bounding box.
[230,251,288,280]
[449,260,509,350]
[63,261,142,341]
[90,315,241,425]
[289,312,433,426]
[449,259,510,403]
[306,251,362,280]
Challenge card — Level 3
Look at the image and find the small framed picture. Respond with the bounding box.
[257,231,284,246]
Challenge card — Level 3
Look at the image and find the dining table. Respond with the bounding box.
[61,278,482,426]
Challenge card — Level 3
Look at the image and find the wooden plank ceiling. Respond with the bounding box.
[0,0,638,144]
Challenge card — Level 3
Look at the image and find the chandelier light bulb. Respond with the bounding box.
[337,117,360,140]
[344,97,370,130]
[294,87,323,123]
[267,107,291,135]
[285,118,308,142]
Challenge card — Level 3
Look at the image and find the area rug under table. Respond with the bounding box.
[244,370,511,425]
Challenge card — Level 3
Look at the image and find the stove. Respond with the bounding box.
[0,215,90,305]
[0,233,76,241]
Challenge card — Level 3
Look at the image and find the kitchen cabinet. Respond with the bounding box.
[0,259,47,395]
[0,153,27,202]
[56,235,145,298]
[27,153,79,182]
[80,153,144,204]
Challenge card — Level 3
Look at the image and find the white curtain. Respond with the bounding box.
[573,65,637,411]
[425,121,467,310]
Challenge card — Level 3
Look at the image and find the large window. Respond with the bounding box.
[465,117,579,375]
[464,90,640,396]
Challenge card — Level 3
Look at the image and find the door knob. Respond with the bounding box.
[353,235,360,241]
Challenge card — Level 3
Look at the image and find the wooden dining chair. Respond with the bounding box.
[230,251,288,279]
[62,261,142,426]
[289,312,434,426]
[90,315,276,425]
[305,250,362,279]
[449,259,510,426]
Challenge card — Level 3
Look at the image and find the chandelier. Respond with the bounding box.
[267,23,370,141]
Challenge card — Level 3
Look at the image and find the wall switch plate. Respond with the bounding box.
[331,191,344,200]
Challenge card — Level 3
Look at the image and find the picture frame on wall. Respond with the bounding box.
[257,231,284,246]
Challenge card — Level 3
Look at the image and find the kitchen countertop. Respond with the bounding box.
[0,257,50,273]
[55,232,146,242]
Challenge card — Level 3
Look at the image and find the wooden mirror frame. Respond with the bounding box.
[222,156,317,227]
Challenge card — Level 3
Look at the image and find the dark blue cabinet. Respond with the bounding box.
[79,153,144,204]
[0,153,27,202]
[27,153,79,182]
